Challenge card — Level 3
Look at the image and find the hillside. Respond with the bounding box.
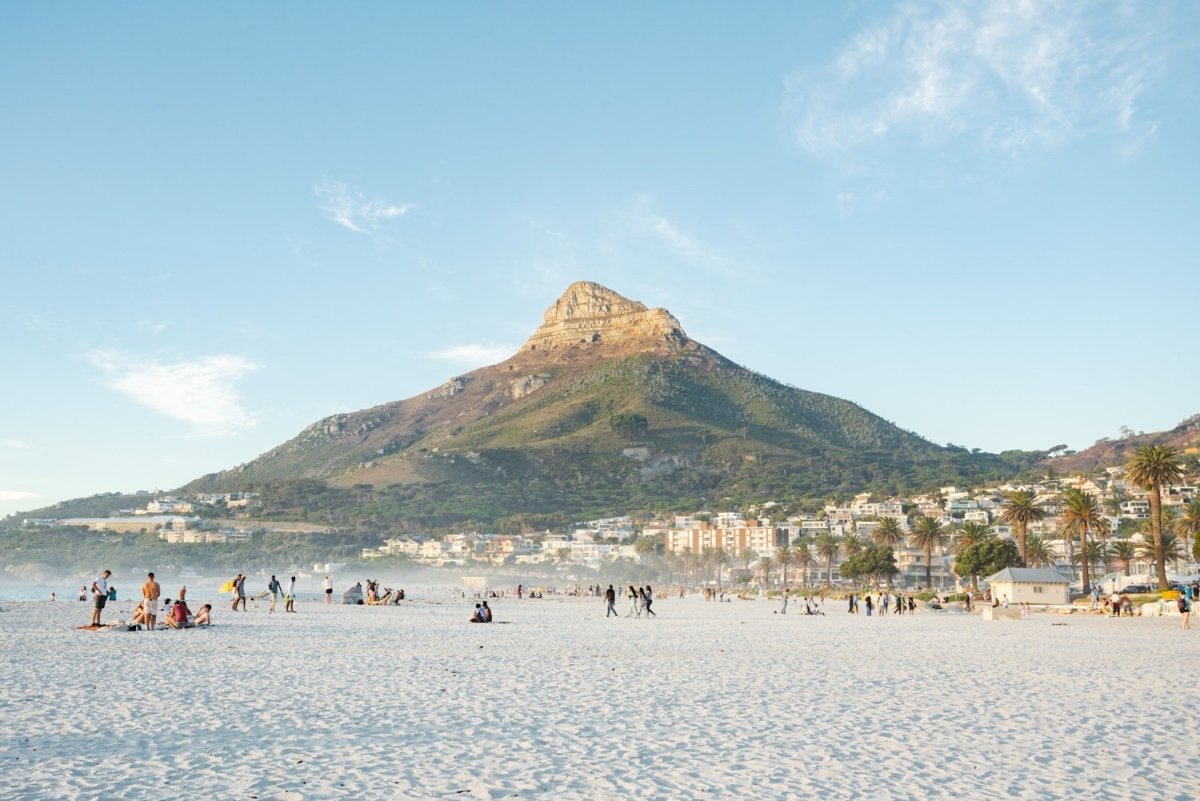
[178,282,1042,529]
[1042,414,1200,473]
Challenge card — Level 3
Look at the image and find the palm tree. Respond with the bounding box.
[774,546,793,588]
[870,517,905,588]
[952,522,995,591]
[634,536,657,564]
[1111,539,1136,576]
[1023,534,1055,569]
[841,533,866,560]
[756,556,772,591]
[1071,540,1107,579]
[1138,529,1184,572]
[1000,489,1047,565]
[909,516,949,589]
[1126,444,1186,589]
[1060,488,1109,593]
[815,532,841,588]
[739,547,757,584]
[1175,499,1200,562]
[793,543,815,589]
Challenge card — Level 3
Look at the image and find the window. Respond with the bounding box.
[1033,586,1044,594]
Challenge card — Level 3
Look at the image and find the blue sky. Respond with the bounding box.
[2,2,1198,515]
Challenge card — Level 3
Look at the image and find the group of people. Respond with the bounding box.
[469,601,494,622]
[602,584,656,618]
[845,592,918,616]
[86,569,211,630]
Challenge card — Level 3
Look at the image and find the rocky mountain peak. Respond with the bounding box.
[521,281,688,352]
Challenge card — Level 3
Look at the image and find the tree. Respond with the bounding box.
[634,536,657,564]
[712,548,731,587]
[839,546,898,588]
[739,547,757,583]
[841,533,865,560]
[1111,539,1136,576]
[757,556,772,590]
[1000,489,1046,566]
[954,539,1021,587]
[608,413,649,439]
[1060,488,1109,593]
[1126,444,1186,590]
[908,516,949,588]
[870,517,906,588]
[1174,499,1200,563]
[774,545,793,588]
[952,522,996,590]
[1136,529,1185,572]
[1023,534,1055,568]
[815,532,841,587]
[793,543,815,589]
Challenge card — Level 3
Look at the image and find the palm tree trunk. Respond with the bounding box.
[1080,525,1090,594]
[925,545,932,588]
[826,558,832,588]
[1018,522,1028,566]
[1150,486,1169,589]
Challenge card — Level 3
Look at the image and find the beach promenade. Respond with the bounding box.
[1,594,1196,800]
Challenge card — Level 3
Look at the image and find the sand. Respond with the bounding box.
[1,592,1197,800]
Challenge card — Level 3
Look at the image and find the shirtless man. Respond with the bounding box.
[142,572,162,631]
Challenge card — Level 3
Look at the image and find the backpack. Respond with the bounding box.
[1178,597,1188,613]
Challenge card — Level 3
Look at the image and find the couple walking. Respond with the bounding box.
[605,584,655,618]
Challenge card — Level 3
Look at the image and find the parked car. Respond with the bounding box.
[1120,584,1153,594]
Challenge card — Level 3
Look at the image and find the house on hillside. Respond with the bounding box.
[984,567,1070,605]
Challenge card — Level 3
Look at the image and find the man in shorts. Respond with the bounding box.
[323,574,333,604]
[142,572,162,630]
[91,570,112,626]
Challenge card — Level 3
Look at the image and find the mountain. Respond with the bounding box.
[182,282,1041,528]
[1041,415,1200,474]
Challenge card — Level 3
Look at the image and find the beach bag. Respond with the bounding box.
[1178,598,1188,613]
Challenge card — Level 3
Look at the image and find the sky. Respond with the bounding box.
[2,2,1198,516]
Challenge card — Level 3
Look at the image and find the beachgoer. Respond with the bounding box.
[864,594,874,616]
[230,575,241,611]
[50,592,56,602]
[1001,594,1009,609]
[268,575,281,613]
[78,585,87,602]
[626,585,640,618]
[881,593,889,616]
[781,587,789,615]
[178,585,187,602]
[194,604,212,626]
[236,574,247,611]
[604,585,617,617]
[130,600,146,630]
[907,596,916,613]
[285,576,297,612]
[323,574,333,604]
[643,586,656,618]
[1178,594,1190,630]
[142,572,162,631]
[470,603,484,622]
[482,601,493,622]
[168,599,192,629]
[107,585,117,601]
[90,570,111,626]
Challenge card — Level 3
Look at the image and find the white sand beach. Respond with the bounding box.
[2,593,1197,800]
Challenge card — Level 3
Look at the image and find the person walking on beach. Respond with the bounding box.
[141,572,162,631]
[626,585,640,618]
[285,576,297,612]
[90,569,111,626]
[268,575,281,613]
[236,574,248,611]
[781,587,789,615]
[864,594,874,616]
[1178,594,1191,630]
[323,574,333,604]
[642,586,656,618]
[604,585,617,617]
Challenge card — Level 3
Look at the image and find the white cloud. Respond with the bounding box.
[0,490,37,502]
[429,343,514,367]
[314,178,414,233]
[786,0,1164,158]
[88,350,261,437]
[0,439,31,449]
[138,320,168,333]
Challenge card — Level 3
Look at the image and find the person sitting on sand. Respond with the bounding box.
[470,603,484,623]
[193,604,212,626]
[129,600,146,630]
[168,598,192,629]
[481,601,493,622]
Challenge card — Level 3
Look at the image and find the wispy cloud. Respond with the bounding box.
[428,343,514,367]
[314,177,415,233]
[87,350,261,437]
[0,439,31,450]
[0,490,37,503]
[138,320,168,333]
[785,0,1164,158]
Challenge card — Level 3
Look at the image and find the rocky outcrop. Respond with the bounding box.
[521,281,688,352]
